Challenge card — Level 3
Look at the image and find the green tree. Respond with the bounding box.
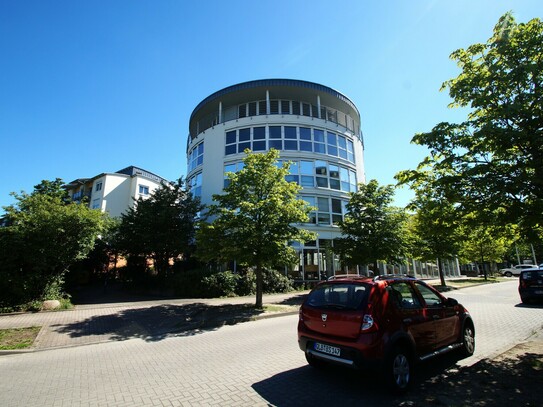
[115,179,201,275]
[336,180,409,274]
[458,217,513,278]
[401,13,543,240]
[0,181,106,308]
[408,186,462,286]
[196,149,314,308]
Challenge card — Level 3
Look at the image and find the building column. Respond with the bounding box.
[219,101,222,123]
[266,90,270,114]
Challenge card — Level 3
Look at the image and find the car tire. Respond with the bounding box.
[504,271,512,277]
[305,352,326,368]
[460,323,475,357]
[384,346,412,393]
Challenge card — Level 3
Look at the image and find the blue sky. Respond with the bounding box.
[1,0,541,213]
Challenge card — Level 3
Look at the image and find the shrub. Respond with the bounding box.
[169,268,216,298]
[262,268,294,293]
[236,269,256,296]
[201,271,239,297]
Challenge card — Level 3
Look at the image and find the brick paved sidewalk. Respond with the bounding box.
[0,291,306,353]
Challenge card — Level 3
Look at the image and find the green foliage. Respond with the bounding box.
[398,13,543,240]
[336,180,409,271]
[199,268,293,298]
[458,214,514,268]
[262,268,293,293]
[114,179,201,275]
[196,149,315,307]
[235,269,257,296]
[202,271,239,297]
[0,180,106,309]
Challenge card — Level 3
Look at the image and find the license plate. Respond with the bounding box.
[314,342,341,356]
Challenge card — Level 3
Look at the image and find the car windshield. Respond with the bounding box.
[306,283,369,310]
[521,270,543,280]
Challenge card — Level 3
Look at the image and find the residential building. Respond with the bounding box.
[186,79,366,280]
[64,166,167,218]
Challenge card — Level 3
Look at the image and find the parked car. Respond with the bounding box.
[297,274,475,393]
[519,269,543,304]
[499,264,538,277]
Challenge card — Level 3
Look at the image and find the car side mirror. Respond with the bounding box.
[445,297,458,307]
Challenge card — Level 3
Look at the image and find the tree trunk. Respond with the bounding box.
[255,263,263,309]
[438,258,446,287]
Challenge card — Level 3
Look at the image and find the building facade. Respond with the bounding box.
[186,79,366,280]
[64,166,167,218]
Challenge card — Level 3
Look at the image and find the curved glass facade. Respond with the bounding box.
[186,79,366,281]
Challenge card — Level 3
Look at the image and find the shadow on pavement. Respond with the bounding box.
[253,349,542,407]
[69,282,177,305]
[51,303,268,343]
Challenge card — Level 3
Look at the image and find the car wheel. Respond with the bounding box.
[504,271,512,277]
[460,323,475,357]
[305,352,325,368]
[384,346,412,393]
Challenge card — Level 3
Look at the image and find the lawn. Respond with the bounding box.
[0,326,41,350]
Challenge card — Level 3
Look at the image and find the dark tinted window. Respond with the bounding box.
[269,126,281,139]
[306,283,369,310]
[415,283,443,307]
[253,126,265,139]
[390,283,422,309]
[521,270,543,280]
[226,131,236,144]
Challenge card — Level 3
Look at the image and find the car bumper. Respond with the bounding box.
[519,288,543,302]
[298,334,381,370]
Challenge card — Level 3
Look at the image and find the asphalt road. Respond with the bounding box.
[0,280,541,406]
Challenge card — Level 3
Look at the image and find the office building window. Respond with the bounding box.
[188,142,204,172]
[223,125,355,163]
[300,195,348,226]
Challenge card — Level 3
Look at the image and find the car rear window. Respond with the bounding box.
[521,270,543,280]
[306,283,369,310]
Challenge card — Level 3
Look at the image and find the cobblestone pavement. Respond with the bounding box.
[0,291,306,352]
[0,280,541,406]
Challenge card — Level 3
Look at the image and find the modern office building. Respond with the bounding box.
[64,166,167,218]
[186,79,366,280]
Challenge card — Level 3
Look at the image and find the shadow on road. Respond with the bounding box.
[252,349,542,406]
[51,303,268,342]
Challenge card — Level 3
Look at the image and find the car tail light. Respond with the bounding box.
[361,314,378,332]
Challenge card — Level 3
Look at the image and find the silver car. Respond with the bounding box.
[499,264,539,277]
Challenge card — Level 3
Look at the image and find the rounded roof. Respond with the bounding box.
[189,79,361,138]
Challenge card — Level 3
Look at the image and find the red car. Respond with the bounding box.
[297,275,475,392]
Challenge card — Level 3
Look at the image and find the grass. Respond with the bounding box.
[0,326,41,350]
[447,276,507,288]
[261,304,298,313]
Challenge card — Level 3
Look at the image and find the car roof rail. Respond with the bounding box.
[373,274,416,282]
[327,274,370,281]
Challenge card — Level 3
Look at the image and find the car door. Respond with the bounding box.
[414,282,460,349]
[389,282,435,356]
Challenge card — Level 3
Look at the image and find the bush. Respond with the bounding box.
[169,268,216,298]
[201,271,239,297]
[262,268,294,293]
[236,269,256,296]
